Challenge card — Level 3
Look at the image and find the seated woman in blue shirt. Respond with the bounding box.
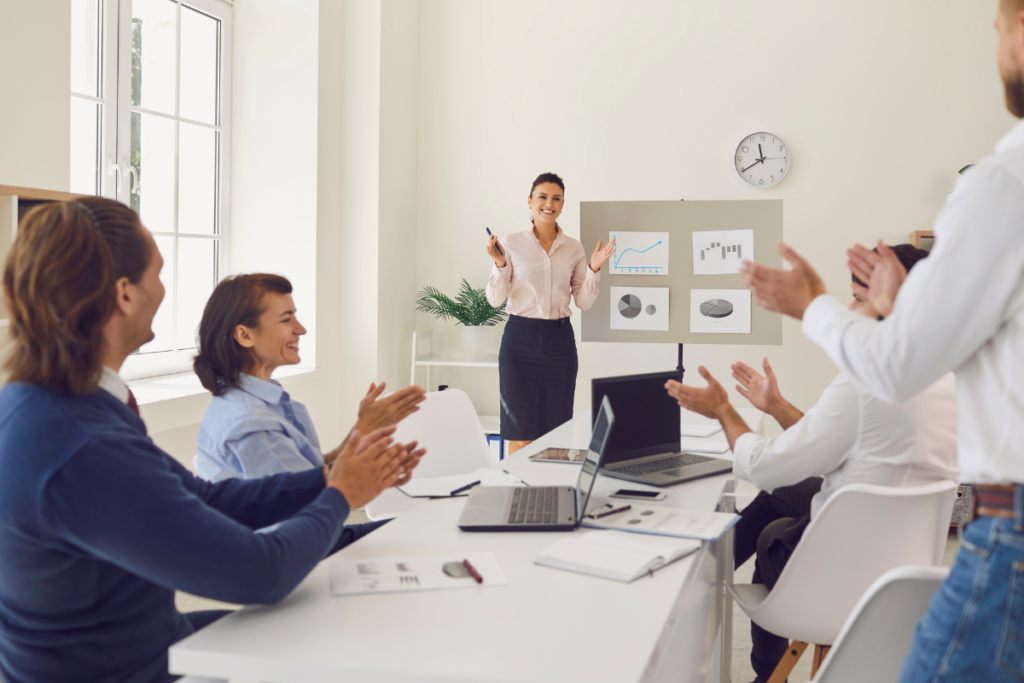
[194,273,426,480]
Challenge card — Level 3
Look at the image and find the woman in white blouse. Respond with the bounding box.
[485,173,616,455]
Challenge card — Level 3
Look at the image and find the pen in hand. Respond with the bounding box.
[486,228,504,256]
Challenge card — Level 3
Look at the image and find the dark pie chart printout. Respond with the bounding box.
[700,299,734,319]
[618,294,642,319]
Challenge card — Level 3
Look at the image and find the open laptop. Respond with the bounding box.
[457,396,614,532]
[592,371,732,487]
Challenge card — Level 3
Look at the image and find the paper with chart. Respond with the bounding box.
[329,552,507,596]
[692,229,754,275]
[609,231,669,275]
[690,289,751,334]
[611,287,669,331]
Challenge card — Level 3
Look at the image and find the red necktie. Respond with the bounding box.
[127,390,140,417]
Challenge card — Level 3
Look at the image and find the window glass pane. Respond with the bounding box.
[179,6,218,125]
[131,0,177,115]
[178,123,216,234]
[71,0,101,97]
[132,111,175,232]
[139,235,175,353]
[70,98,100,195]
[176,238,215,349]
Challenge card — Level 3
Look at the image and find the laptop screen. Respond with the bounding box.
[575,395,614,518]
[591,370,682,465]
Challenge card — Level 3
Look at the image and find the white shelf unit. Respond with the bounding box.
[0,186,85,323]
[410,329,500,436]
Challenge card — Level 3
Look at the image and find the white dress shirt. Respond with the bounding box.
[733,372,959,519]
[486,226,600,319]
[98,366,129,405]
[802,118,1024,485]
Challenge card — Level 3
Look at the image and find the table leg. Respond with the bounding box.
[720,526,734,683]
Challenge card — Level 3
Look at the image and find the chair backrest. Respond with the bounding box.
[392,389,493,479]
[813,566,949,683]
[753,480,956,645]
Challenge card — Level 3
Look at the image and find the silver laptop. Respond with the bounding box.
[593,371,732,487]
[457,396,614,532]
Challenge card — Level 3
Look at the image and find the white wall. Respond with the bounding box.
[0,0,71,190]
[415,0,1017,423]
[377,0,419,390]
[230,0,319,367]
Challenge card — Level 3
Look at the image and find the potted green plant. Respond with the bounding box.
[415,279,508,361]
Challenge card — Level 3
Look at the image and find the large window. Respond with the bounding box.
[71,0,231,380]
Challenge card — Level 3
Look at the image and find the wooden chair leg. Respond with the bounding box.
[810,645,832,678]
[768,640,808,683]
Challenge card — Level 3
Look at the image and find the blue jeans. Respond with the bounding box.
[899,511,1024,682]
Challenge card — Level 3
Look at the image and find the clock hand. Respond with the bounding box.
[741,159,764,173]
[758,143,765,162]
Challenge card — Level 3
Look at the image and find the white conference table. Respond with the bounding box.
[169,409,764,683]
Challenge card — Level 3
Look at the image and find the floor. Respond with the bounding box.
[728,528,962,683]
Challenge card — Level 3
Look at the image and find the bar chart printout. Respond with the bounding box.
[609,231,670,275]
[692,229,754,275]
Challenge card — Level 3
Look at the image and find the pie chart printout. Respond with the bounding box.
[690,289,752,334]
[610,286,670,331]
[699,299,733,319]
[618,294,642,319]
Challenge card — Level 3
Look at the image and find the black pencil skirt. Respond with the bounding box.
[498,314,578,441]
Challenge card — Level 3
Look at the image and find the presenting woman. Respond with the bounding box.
[194,273,426,480]
[485,173,615,454]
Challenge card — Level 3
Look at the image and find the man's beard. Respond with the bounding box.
[1005,71,1024,118]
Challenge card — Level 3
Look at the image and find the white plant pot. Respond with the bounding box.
[460,325,488,361]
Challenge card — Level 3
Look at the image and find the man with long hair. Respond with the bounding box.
[0,198,424,683]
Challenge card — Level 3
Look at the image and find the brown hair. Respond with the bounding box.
[193,273,293,396]
[3,197,151,394]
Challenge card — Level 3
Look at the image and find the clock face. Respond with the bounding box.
[735,132,790,188]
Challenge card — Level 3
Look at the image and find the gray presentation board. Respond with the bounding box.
[581,199,783,345]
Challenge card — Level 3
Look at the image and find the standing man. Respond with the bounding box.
[739,2,1024,680]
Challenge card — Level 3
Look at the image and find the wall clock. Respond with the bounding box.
[735,132,790,188]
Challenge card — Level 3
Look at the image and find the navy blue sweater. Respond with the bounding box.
[0,383,371,683]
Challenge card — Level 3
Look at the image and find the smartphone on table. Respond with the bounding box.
[609,489,667,502]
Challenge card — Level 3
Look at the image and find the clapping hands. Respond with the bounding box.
[847,241,908,318]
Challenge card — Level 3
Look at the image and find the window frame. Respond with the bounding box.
[70,0,119,198]
[113,0,232,381]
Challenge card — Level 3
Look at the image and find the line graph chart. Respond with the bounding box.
[609,231,669,275]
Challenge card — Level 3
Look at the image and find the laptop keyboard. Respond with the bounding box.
[615,452,714,477]
[507,487,562,524]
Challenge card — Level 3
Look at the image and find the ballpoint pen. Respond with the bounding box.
[592,504,632,519]
[502,469,530,486]
[450,480,481,496]
[462,558,483,583]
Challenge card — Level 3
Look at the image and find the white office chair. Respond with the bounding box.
[728,480,957,682]
[812,565,949,683]
[365,389,493,520]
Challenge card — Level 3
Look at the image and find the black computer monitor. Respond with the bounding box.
[591,370,682,466]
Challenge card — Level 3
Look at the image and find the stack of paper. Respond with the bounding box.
[399,469,525,498]
[535,530,700,583]
[330,552,508,596]
[582,505,739,541]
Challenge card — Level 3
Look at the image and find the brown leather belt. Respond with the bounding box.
[972,484,1021,520]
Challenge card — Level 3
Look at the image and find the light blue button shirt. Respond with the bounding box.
[196,373,325,481]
